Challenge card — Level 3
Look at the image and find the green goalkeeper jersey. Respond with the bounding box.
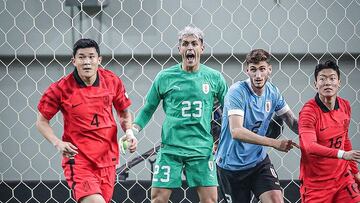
[134,63,228,156]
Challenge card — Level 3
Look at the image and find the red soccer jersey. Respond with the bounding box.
[38,67,131,167]
[299,94,358,188]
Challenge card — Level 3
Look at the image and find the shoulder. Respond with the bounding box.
[300,99,317,113]
[337,96,351,113]
[337,96,350,107]
[265,81,281,95]
[200,64,222,76]
[50,73,74,91]
[98,67,119,80]
[156,64,179,78]
[228,81,248,97]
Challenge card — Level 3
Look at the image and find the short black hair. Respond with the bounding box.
[73,38,100,57]
[246,49,271,65]
[314,60,340,81]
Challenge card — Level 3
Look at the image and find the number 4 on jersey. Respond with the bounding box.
[91,114,100,127]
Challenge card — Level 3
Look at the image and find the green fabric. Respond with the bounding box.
[151,152,218,188]
[134,63,228,156]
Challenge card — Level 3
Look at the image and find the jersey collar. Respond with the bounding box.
[315,93,339,112]
[73,68,100,87]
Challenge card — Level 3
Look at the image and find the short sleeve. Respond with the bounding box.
[113,77,132,112]
[225,85,245,117]
[37,83,61,120]
[274,87,289,116]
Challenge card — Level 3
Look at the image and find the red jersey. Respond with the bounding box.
[299,94,358,188]
[38,67,131,167]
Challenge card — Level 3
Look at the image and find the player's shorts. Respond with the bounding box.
[62,157,116,203]
[151,152,218,188]
[300,170,360,203]
[217,155,281,203]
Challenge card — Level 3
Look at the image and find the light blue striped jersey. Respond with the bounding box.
[216,79,289,171]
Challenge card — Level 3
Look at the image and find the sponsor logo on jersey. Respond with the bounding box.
[225,194,233,203]
[202,83,209,94]
[270,167,278,178]
[265,100,271,112]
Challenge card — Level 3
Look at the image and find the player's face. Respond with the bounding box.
[178,35,204,70]
[315,69,340,98]
[72,47,101,82]
[247,61,272,90]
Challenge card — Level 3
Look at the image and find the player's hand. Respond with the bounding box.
[54,140,78,158]
[343,150,360,162]
[212,143,218,155]
[120,129,138,153]
[354,172,360,183]
[274,139,298,152]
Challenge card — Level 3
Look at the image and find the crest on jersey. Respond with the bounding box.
[208,161,214,171]
[265,100,271,112]
[202,83,210,94]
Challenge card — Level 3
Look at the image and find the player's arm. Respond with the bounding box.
[299,104,360,160]
[279,109,298,135]
[133,75,162,132]
[117,108,137,153]
[229,114,296,152]
[36,113,78,157]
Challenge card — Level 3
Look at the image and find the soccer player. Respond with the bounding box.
[216,49,299,203]
[36,38,138,203]
[299,60,360,203]
[132,26,228,203]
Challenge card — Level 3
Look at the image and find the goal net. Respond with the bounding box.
[0,0,359,202]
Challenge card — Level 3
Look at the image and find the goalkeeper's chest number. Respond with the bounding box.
[181,101,202,117]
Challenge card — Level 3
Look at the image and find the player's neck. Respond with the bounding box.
[182,64,200,72]
[251,84,265,96]
[319,94,337,110]
[80,74,97,86]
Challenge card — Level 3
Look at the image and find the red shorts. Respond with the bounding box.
[62,158,116,202]
[301,172,360,203]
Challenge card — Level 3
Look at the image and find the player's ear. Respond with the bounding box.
[201,42,205,53]
[268,65,272,74]
[98,56,102,64]
[71,57,76,66]
[314,81,318,89]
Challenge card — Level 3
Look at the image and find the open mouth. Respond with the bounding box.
[186,53,195,62]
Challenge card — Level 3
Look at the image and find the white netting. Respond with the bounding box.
[0,0,360,202]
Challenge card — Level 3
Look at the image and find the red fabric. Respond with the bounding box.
[63,158,116,202]
[38,67,131,167]
[299,96,358,188]
[300,171,360,203]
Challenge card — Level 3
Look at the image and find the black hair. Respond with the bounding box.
[73,38,100,57]
[314,60,340,80]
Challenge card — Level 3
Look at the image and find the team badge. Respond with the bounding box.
[265,100,271,112]
[202,83,210,94]
[208,161,214,171]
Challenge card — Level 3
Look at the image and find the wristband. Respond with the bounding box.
[131,126,139,135]
[126,129,135,137]
[337,150,345,159]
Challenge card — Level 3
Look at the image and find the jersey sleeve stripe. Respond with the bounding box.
[228,109,244,116]
[275,104,290,116]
